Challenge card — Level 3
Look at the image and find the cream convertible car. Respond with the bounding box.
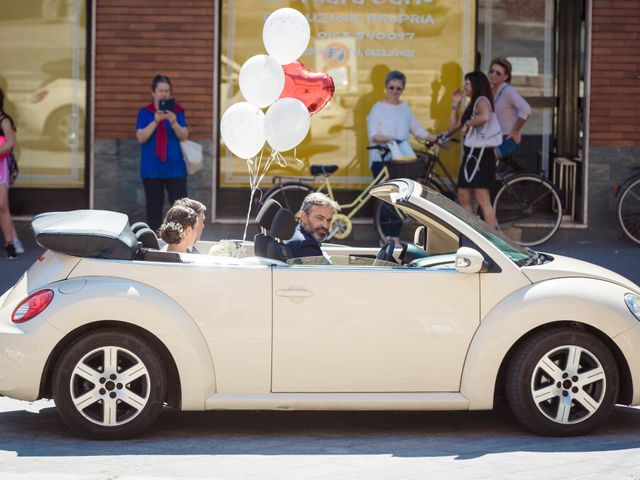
[2,180,640,440]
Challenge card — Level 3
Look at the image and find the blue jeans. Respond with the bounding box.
[496,136,519,159]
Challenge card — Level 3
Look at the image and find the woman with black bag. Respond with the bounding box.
[0,87,20,259]
[446,71,498,228]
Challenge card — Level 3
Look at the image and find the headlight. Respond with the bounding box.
[624,293,640,321]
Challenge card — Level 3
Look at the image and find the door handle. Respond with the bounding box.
[275,289,313,298]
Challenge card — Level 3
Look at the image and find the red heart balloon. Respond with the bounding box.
[280,61,335,115]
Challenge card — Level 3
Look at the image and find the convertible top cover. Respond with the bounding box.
[31,210,139,260]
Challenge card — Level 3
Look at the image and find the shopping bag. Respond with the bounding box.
[180,140,203,175]
[386,139,417,161]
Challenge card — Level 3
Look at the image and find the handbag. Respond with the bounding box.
[386,139,417,161]
[8,152,18,185]
[180,139,203,175]
[462,96,502,183]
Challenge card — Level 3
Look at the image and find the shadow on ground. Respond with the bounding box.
[1,403,639,459]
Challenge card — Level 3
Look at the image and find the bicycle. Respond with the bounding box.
[614,168,640,244]
[393,141,563,246]
[257,142,445,241]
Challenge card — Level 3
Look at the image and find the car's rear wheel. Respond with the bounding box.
[52,329,167,439]
[46,105,85,150]
[506,328,618,436]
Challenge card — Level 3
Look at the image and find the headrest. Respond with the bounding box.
[131,221,151,234]
[269,208,296,241]
[255,199,282,230]
[136,227,160,250]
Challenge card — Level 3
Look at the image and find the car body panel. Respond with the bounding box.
[19,78,85,135]
[272,266,479,392]
[68,256,274,399]
[461,277,640,409]
[523,254,640,293]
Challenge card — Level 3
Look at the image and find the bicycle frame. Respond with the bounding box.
[269,167,390,220]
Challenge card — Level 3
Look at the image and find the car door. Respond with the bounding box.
[271,263,480,392]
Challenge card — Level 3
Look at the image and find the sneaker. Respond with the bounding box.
[5,243,17,260]
[13,238,24,254]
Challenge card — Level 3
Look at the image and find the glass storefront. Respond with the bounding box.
[477,0,555,174]
[219,0,476,192]
[0,0,87,191]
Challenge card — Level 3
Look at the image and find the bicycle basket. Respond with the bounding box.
[387,159,427,180]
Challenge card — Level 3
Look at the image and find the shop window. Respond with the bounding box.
[0,0,87,189]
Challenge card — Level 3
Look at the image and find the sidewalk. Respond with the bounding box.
[2,218,639,296]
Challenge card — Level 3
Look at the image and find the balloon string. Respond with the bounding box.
[293,147,303,165]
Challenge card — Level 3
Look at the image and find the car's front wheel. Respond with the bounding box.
[506,327,619,436]
[52,329,167,439]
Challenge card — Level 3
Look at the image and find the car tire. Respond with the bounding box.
[506,327,618,436]
[46,105,85,150]
[52,329,167,440]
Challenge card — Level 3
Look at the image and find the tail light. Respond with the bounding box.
[31,90,48,103]
[12,289,54,323]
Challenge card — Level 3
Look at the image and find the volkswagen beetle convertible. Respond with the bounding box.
[2,179,640,439]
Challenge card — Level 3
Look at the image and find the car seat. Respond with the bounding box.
[131,221,151,234]
[263,208,296,262]
[253,199,282,258]
[135,227,160,250]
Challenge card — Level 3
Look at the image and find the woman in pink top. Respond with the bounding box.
[0,87,18,259]
[488,57,531,160]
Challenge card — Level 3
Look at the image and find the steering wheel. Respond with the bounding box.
[375,239,397,263]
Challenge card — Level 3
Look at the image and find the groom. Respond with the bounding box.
[285,192,339,258]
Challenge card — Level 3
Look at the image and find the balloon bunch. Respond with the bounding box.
[219,8,335,242]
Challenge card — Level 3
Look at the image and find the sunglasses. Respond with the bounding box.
[387,85,404,91]
[489,68,504,76]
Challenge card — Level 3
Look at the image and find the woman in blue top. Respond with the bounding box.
[136,74,189,232]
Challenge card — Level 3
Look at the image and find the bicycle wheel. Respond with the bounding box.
[262,183,314,216]
[373,200,406,242]
[617,177,640,245]
[493,174,563,247]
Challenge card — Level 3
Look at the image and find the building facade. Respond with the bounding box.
[2,0,638,237]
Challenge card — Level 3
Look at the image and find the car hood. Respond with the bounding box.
[522,253,640,293]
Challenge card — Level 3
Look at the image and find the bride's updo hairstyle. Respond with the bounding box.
[158,205,197,244]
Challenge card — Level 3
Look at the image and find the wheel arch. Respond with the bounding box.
[39,276,216,410]
[462,277,638,409]
[39,320,182,408]
[491,321,633,406]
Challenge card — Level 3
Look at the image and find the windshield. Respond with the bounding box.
[419,188,533,265]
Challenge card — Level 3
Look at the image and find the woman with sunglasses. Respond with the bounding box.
[488,57,531,160]
[448,71,497,228]
[367,70,437,242]
[367,71,437,173]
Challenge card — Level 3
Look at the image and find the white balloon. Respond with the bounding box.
[263,8,310,65]
[239,54,285,108]
[265,98,310,152]
[220,102,266,159]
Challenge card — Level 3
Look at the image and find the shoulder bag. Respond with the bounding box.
[462,96,502,183]
[180,140,203,175]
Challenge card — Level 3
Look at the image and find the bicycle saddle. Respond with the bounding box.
[310,165,338,176]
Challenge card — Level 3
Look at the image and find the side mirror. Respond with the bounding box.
[455,247,486,273]
[414,226,427,249]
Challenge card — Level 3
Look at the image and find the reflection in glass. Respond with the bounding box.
[0,0,86,188]
[220,0,475,190]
